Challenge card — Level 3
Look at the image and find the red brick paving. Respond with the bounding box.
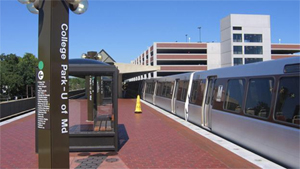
[0,115,38,168]
[117,99,258,169]
[0,99,258,168]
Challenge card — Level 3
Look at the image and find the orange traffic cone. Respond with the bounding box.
[135,95,142,113]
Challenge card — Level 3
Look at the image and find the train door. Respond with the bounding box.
[202,76,216,129]
[171,79,180,113]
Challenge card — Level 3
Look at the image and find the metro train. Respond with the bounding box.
[127,57,300,168]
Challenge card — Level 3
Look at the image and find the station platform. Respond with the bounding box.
[0,99,282,168]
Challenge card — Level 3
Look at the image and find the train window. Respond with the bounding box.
[177,80,189,101]
[190,80,203,105]
[284,64,300,73]
[156,82,163,96]
[165,82,174,99]
[245,78,274,118]
[162,83,167,97]
[274,76,300,125]
[224,79,245,113]
[145,82,154,94]
[159,82,173,99]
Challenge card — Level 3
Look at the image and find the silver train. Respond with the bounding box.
[131,57,300,168]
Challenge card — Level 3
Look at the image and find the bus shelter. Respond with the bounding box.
[68,59,119,152]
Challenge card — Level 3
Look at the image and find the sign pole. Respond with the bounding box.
[37,0,69,168]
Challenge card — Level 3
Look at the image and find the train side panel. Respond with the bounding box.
[174,100,185,118]
[187,104,203,125]
[155,96,172,113]
[144,93,154,104]
[211,109,300,168]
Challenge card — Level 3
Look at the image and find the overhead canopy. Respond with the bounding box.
[114,63,160,80]
[69,58,160,81]
[69,59,118,78]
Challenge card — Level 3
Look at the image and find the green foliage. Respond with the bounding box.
[69,77,85,91]
[0,53,38,98]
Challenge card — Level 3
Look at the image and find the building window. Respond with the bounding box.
[274,76,299,125]
[234,58,243,65]
[245,78,274,118]
[224,79,245,113]
[233,46,243,54]
[233,34,242,42]
[233,26,242,30]
[244,46,263,54]
[244,34,262,42]
[245,58,263,64]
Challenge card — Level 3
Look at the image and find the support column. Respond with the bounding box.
[37,0,69,168]
[118,74,122,98]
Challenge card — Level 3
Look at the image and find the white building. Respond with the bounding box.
[221,14,271,67]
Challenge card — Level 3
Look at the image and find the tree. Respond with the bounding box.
[0,53,22,98]
[18,53,38,97]
[0,53,38,99]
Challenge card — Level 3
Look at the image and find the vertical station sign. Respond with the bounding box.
[37,0,69,168]
[87,76,94,121]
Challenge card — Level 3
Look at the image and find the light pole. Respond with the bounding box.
[18,0,88,168]
[185,34,188,42]
[198,26,202,43]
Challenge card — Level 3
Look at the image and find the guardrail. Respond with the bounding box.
[0,97,36,120]
[0,89,85,121]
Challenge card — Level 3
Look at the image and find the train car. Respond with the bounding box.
[187,57,299,168]
[154,73,192,119]
[142,73,193,119]
[142,79,156,104]
[131,57,299,168]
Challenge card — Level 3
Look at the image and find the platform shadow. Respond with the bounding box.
[118,124,129,151]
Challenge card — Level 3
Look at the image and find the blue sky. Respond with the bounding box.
[1,0,300,63]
